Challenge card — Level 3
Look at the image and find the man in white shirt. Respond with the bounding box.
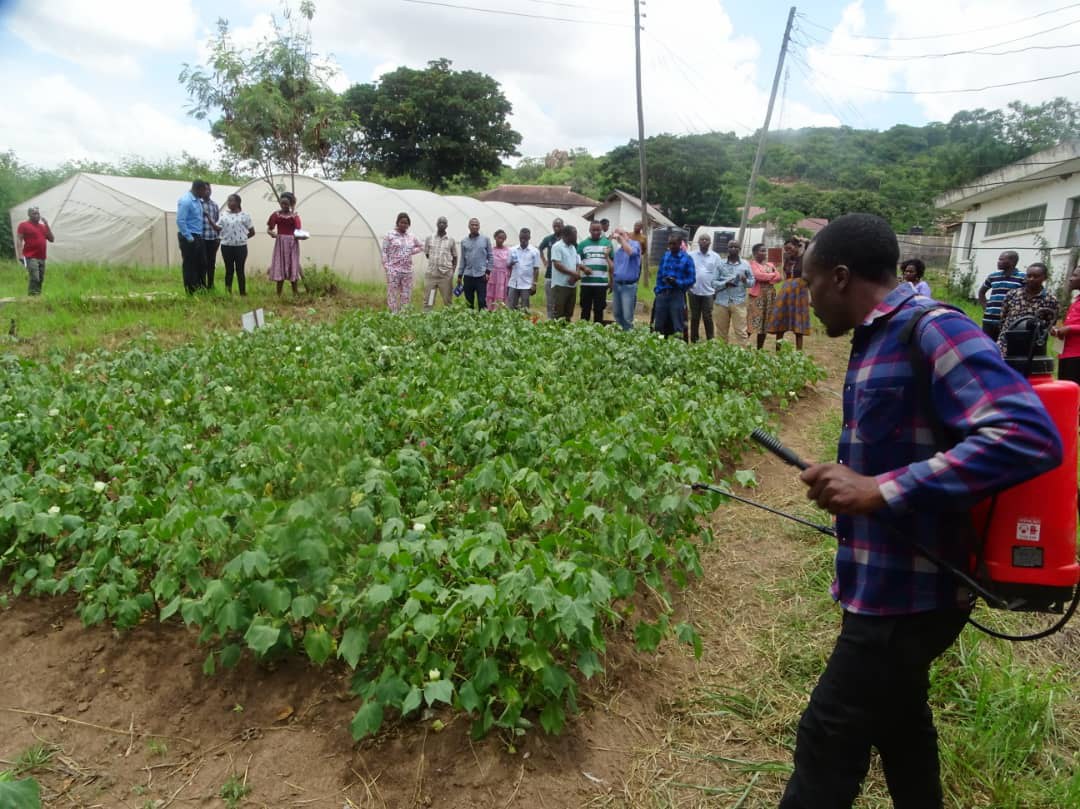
[550,226,582,321]
[423,216,458,311]
[507,227,542,311]
[714,239,755,346]
[689,234,722,342]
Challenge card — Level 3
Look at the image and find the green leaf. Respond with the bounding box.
[350,701,384,740]
[291,594,318,620]
[458,681,481,713]
[0,776,42,809]
[303,626,333,665]
[541,664,572,697]
[244,621,282,656]
[413,612,439,641]
[675,622,704,659]
[401,686,423,716]
[338,626,369,668]
[734,469,758,488]
[539,701,566,734]
[202,651,216,676]
[366,583,394,606]
[473,657,499,693]
[577,649,604,679]
[634,620,664,652]
[220,643,243,669]
[424,678,453,706]
[460,583,495,608]
[159,595,182,621]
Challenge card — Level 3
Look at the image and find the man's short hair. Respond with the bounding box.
[810,213,898,283]
[901,258,926,278]
[751,243,764,252]
[27,206,39,216]
[191,179,209,193]
[1003,251,1020,264]
[1027,261,1048,274]
[600,218,609,225]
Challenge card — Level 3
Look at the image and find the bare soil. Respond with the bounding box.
[0,332,852,809]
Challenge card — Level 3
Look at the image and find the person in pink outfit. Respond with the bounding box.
[1051,262,1080,385]
[382,212,424,313]
[267,192,303,296]
[487,229,511,310]
[747,243,783,349]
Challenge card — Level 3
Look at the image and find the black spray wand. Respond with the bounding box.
[746,428,1011,610]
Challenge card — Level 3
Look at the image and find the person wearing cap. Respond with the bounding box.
[16,207,55,296]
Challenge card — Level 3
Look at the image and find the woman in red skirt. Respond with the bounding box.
[267,192,303,296]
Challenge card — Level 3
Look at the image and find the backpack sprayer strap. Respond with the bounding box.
[898,305,999,600]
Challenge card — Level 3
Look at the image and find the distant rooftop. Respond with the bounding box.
[474,184,599,209]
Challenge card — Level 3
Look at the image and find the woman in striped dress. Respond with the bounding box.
[767,237,811,351]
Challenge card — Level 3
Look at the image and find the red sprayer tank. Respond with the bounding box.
[971,320,1079,613]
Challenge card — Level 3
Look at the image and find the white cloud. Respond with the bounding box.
[308,0,837,157]
[0,68,216,167]
[5,0,199,76]
[799,0,1080,123]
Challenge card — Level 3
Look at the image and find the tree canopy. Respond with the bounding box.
[180,1,345,197]
[340,59,521,189]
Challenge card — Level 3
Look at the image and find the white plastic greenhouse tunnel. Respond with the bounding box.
[234,175,592,282]
[7,174,238,267]
[10,173,592,283]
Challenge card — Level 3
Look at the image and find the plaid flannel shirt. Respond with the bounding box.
[834,285,1062,615]
[654,249,695,294]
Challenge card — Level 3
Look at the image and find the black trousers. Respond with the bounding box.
[203,239,220,288]
[688,293,714,341]
[780,609,968,809]
[178,235,206,294]
[579,285,606,322]
[1058,355,1080,385]
[221,244,248,295]
[463,274,487,310]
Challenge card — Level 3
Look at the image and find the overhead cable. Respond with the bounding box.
[795,2,1080,41]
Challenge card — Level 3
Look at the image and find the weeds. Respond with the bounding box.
[219,774,251,808]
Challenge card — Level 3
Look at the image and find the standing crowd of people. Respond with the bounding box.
[177,180,304,298]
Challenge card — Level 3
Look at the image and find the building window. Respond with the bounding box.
[985,204,1047,237]
[1066,197,1080,248]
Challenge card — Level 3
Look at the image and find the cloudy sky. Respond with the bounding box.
[1,0,1078,168]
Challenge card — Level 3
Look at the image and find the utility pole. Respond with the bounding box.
[634,0,650,284]
[738,6,795,246]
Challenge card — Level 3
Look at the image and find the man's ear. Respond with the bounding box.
[833,264,851,291]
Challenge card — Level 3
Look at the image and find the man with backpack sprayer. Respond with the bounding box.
[781,214,1063,809]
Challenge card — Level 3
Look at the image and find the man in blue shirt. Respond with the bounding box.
[714,240,754,346]
[782,214,1061,809]
[456,217,494,310]
[610,227,642,330]
[177,180,209,295]
[652,233,695,337]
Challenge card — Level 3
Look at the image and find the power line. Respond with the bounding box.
[792,17,1080,60]
[794,61,1080,95]
[398,0,632,26]
[786,49,869,126]
[796,2,1080,41]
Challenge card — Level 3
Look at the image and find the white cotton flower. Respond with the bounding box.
[14,412,25,419]
[412,522,425,532]
[163,399,173,406]
[428,669,440,681]
[58,465,66,474]
[294,346,302,352]
[48,408,60,417]
[223,386,233,394]
[183,443,194,450]
[48,506,60,514]
[93,481,107,493]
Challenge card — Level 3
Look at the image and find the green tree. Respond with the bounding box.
[341,59,522,189]
[602,133,738,228]
[179,1,345,197]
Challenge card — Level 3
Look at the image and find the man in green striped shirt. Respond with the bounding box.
[577,221,613,323]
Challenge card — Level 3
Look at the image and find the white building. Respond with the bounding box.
[937,140,1080,291]
[583,190,676,232]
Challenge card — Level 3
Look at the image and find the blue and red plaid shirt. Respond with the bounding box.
[834,284,1062,615]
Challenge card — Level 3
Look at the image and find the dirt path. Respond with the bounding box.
[0,332,853,809]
